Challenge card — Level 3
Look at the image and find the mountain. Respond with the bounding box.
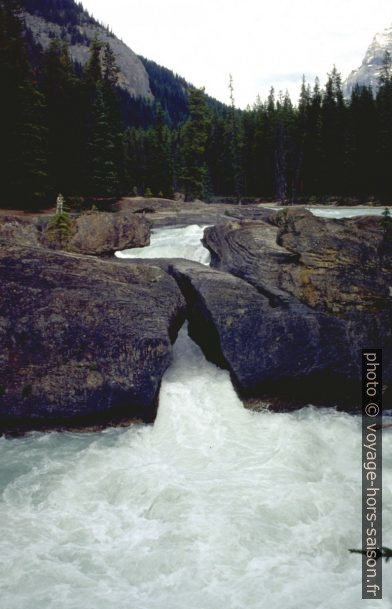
[19,0,222,127]
[344,24,392,97]
[21,0,153,99]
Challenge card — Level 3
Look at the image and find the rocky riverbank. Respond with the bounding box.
[0,210,150,255]
[113,196,274,227]
[0,242,185,432]
[118,207,392,409]
[197,208,391,406]
[0,205,391,432]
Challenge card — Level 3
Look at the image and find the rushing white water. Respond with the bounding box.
[262,205,392,219]
[1,224,391,609]
[115,224,211,265]
[310,207,392,219]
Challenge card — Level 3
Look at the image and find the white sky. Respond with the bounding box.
[81,0,392,108]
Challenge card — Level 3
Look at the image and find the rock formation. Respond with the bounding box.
[0,244,185,431]
[204,208,392,314]
[114,197,274,228]
[1,204,391,430]
[344,24,392,97]
[184,208,392,406]
[0,215,43,249]
[22,6,153,100]
[0,211,151,256]
[64,211,150,256]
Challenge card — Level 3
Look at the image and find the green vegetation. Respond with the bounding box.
[179,87,210,201]
[46,195,73,244]
[0,0,49,207]
[144,187,153,198]
[2,0,392,208]
[228,75,243,203]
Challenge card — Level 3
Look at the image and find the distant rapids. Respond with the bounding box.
[0,216,391,609]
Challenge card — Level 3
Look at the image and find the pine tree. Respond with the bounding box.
[228,74,243,203]
[180,87,209,201]
[41,39,82,195]
[206,110,233,196]
[87,87,119,196]
[84,36,102,89]
[321,66,347,195]
[347,85,376,196]
[45,193,72,247]
[102,42,119,87]
[144,186,153,198]
[150,104,173,197]
[262,87,277,197]
[0,0,49,208]
[82,39,123,197]
[4,6,392,209]
[101,43,128,193]
[294,75,310,197]
[274,91,296,204]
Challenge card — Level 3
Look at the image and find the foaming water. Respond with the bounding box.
[263,206,391,219]
[1,328,391,608]
[1,225,391,609]
[115,224,211,264]
[310,207,392,219]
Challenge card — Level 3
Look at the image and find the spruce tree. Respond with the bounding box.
[347,85,376,196]
[82,39,123,197]
[321,66,347,195]
[41,39,82,195]
[84,36,102,89]
[87,86,119,196]
[0,0,49,208]
[274,91,295,204]
[228,75,243,203]
[262,88,277,197]
[206,111,233,196]
[180,87,209,201]
[294,76,310,197]
[150,104,173,197]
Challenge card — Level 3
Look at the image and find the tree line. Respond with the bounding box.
[1,0,392,210]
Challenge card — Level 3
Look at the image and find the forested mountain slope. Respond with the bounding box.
[19,0,225,127]
[21,0,152,99]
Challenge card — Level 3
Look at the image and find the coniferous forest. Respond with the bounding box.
[1,0,392,210]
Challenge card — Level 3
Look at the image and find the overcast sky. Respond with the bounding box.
[81,0,392,107]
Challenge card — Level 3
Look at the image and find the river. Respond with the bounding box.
[0,211,391,608]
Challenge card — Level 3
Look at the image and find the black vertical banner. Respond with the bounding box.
[362,350,382,599]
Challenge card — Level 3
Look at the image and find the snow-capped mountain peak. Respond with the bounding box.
[344,24,392,97]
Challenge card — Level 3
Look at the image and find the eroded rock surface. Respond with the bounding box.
[0,245,185,430]
[65,211,150,256]
[1,211,151,257]
[2,205,391,426]
[114,197,274,228]
[0,215,43,248]
[276,208,392,314]
[178,210,392,405]
[167,260,346,390]
[204,208,392,314]
[22,11,153,100]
